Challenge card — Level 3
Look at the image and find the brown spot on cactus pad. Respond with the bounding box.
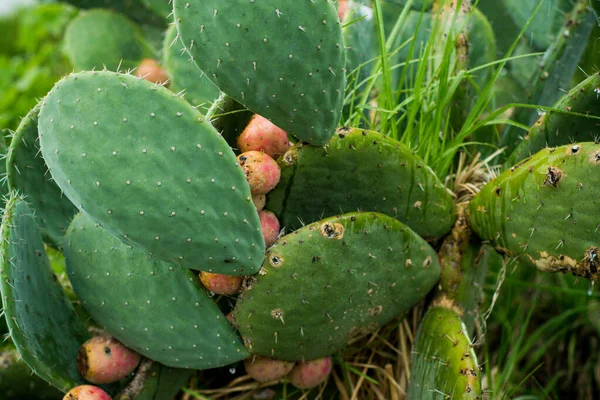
[543,167,564,187]
[320,222,344,239]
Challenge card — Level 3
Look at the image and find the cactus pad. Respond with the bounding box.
[470,143,600,280]
[163,24,220,111]
[173,0,346,146]
[407,306,482,399]
[266,128,455,240]
[65,213,249,369]
[0,194,89,392]
[233,212,441,361]
[63,9,154,72]
[39,71,264,275]
[0,345,63,399]
[507,72,600,165]
[7,104,78,248]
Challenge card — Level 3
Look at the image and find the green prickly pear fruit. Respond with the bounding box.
[259,210,280,248]
[77,336,141,385]
[288,356,333,389]
[135,59,169,85]
[237,115,291,158]
[199,271,243,295]
[238,151,281,195]
[244,356,294,383]
[252,194,266,212]
[63,385,112,400]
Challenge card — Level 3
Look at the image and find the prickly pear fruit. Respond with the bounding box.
[288,357,333,389]
[259,210,280,248]
[135,59,169,85]
[199,272,243,295]
[338,0,348,19]
[252,194,266,212]
[237,151,281,195]
[244,356,294,383]
[237,115,291,158]
[78,336,141,384]
[63,385,112,400]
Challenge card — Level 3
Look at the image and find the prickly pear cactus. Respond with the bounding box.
[470,142,600,280]
[6,103,78,248]
[234,212,441,361]
[39,71,264,275]
[0,194,89,392]
[65,213,249,369]
[266,128,456,240]
[173,0,346,146]
[407,305,482,399]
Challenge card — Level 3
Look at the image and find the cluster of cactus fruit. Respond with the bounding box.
[2,0,600,398]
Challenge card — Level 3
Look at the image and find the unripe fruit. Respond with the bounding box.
[259,210,280,248]
[237,151,280,195]
[78,336,141,384]
[135,59,169,85]
[237,115,291,158]
[199,271,243,295]
[288,356,333,389]
[252,193,266,211]
[244,356,295,383]
[63,385,112,400]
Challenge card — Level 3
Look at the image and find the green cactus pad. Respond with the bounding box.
[0,194,89,392]
[470,142,600,280]
[140,0,172,19]
[63,9,154,72]
[62,0,167,27]
[206,93,255,150]
[407,306,482,399]
[134,364,192,400]
[233,212,441,361]
[65,213,249,369]
[6,104,78,248]
[0,345,63,400]
[436,208,499,334]
[173,0,346,146]
[162,24,220,111]
[507,72,600,165]
[39,71,264,275]
[266,128,455,240]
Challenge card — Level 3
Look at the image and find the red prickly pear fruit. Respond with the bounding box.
[338,0,348,19]
[199,271,243,295]
[244,356,295,383]
[63,385,112,400]
[135,59,169,85]
[252,193,266,212]
[288,356,333,389]
[237,151,281,195]
[259,210,280,248]
[237,115,291,158]
[77,336,141,384]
